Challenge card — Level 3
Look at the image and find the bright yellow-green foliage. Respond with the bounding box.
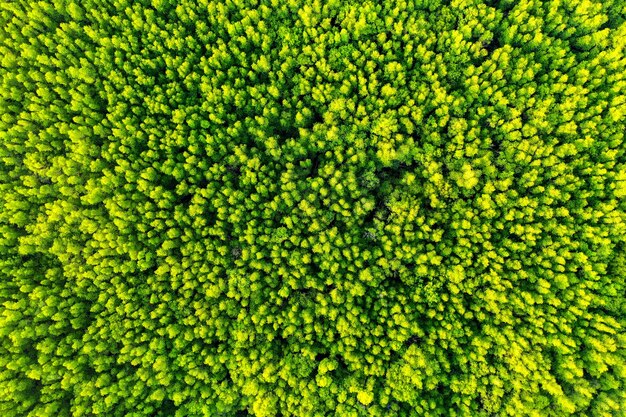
[1,0,626,416]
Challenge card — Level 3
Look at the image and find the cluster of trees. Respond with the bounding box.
[1,0,625,416]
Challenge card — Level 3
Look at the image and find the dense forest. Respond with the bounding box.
[1,0,625,416]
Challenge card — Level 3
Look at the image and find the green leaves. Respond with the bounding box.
[1,0,625,416]
[453,163,481,190]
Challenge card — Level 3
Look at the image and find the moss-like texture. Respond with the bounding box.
[1,1,625,416]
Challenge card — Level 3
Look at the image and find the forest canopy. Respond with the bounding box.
[1,0,626,416]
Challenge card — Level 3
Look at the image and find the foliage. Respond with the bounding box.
[1,0,626,416]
